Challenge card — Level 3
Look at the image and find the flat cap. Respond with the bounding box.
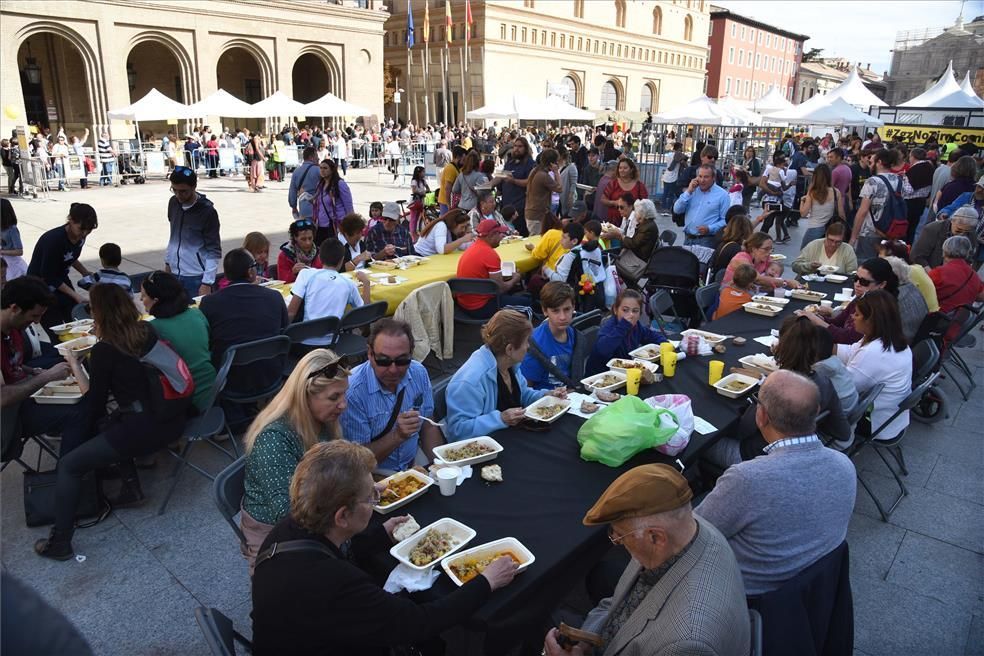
[583,464,692,525]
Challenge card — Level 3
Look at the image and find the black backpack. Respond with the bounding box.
[565,247,606,313]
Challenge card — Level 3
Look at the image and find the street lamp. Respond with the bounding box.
[24,41,41,85]
[394,87,404,127]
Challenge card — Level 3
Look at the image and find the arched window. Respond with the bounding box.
[560,75,578,106]
[652,6,662,34]
[684,15,694,41]
[640,84,654,112]
[615,0,627,28]
[601,80,619,110]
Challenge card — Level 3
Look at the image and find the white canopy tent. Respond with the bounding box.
[823,67,887,109]
[652,95,747,126]
[900,62,962,107]
[249,90,307,119]
[186,89,256,118]
[465,94,594,121]
[959,72,984,104]
[302,92,371,118]
[107,88,193,121]
[716,96,768,125]
[769,96,884,127]
[746,86,795,115]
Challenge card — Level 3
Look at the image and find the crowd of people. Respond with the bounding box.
[1,116,983,656]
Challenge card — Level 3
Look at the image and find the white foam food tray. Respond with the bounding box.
[580,371,627,393]
[606,358,659,375]
[680,329,729,345]
[390,518,477,571]
[742,301,783,317]
[628,344,663,361]
[373,469,434,514]
[523,396,571,423]
[441,537,535,586]
[713,373,759,398]
[432,436,503,467]
[751,294,790,306]
[790,289,827,302]
[55,335,98,357]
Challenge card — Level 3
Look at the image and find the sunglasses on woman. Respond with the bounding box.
[852,274,876,287]
[307,357,351,380]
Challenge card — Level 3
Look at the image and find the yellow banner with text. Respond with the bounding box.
[877,124,984,146]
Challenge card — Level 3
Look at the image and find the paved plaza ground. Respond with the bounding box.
[1,170,982,655]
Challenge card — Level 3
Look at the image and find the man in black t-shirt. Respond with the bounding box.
[26,203,97,326]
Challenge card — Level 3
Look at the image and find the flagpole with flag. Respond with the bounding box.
[423,1,431,124]
[463,0,472,117]
[444,0,452,124]
[406,0,415,127]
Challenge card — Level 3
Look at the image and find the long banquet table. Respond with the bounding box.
[374,277,848,652]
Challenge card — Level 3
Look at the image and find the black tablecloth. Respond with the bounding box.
[380,280,848,647]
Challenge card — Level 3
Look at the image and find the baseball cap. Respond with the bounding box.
[477,219,509,237]
[381,201,401,220]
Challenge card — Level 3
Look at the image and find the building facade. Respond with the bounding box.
[704,7,806,102]
[383,0,711,126]
[883,14,984,105]
[0,0,387,138]
[798,60,886,104]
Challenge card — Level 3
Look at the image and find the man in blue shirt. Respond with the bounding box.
[340,318,444,472]
[673,164,730,249]
[521,282,576,389]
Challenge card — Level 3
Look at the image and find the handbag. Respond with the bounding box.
[23,470,110,528]
[84,156,96,173]
[616,249,648,283]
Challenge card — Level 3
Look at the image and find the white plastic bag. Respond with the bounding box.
[644,394,695,456]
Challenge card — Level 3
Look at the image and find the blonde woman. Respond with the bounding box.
[240,349,350,572]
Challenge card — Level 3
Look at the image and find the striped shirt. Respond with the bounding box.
[97,139,113,163]
[340,360,434,472]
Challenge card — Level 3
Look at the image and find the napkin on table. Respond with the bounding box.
[384,564,441,593]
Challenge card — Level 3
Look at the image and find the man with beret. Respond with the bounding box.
[543,464,749,656]
[696,370,856,596]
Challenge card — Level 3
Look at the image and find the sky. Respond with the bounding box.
[714,0,981,75]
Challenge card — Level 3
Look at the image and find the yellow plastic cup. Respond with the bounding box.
[708,360,725,386]
[625,368,642,395]
[663,351,677,377]
[659,342,674,362]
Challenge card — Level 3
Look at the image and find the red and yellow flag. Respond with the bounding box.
[423,1,430,43]
[445,0,453,44]
[465,0,473,42]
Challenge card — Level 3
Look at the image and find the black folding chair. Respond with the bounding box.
[749,608,763,656]
[570,309,603,331]
[695,282,720,324]
[281,316,341,374]
[647,288,685,334]
[158,336,290,515]
[849,373,940,521]
[448,278,500,327]
[212,456,246,547]
[129,271,151,295]
[71,303,91,320]
[940,304,983,401]
[333,301,388,361]
[194,607,252,656]
[432,375,451,422]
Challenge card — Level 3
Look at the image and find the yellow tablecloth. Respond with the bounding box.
[352,236,543,314]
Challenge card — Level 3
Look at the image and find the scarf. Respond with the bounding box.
[280,240,318,267]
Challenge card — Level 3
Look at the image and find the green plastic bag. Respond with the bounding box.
[576,396,679,467]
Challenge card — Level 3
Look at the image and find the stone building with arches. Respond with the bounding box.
[1,0,386,138]
[383,0,710,126]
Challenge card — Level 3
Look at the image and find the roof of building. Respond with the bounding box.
[708,6,809,42]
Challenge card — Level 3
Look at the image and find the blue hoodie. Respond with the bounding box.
[585,316,667,375]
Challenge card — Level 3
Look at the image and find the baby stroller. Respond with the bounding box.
[641,246,702,328]
[117,152,145,185]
